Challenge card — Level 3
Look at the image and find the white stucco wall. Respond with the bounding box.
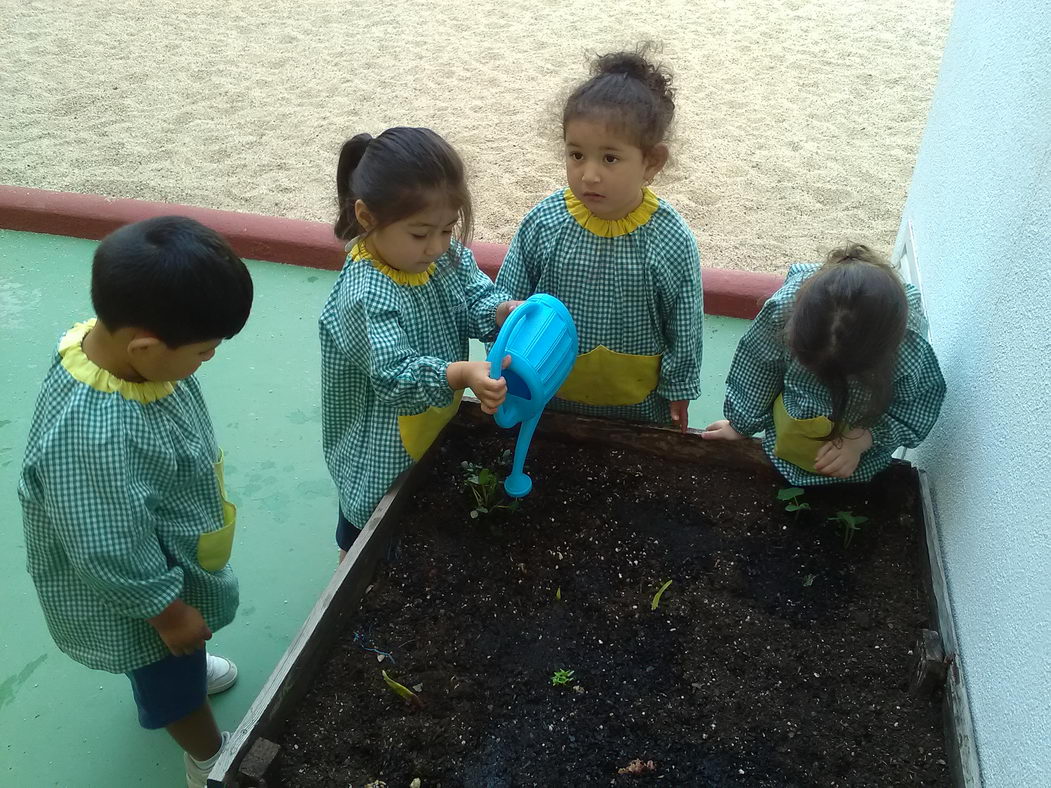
[902,1,1051,784]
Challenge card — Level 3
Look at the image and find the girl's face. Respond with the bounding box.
[357,198,460,273]
[564,118,667,220]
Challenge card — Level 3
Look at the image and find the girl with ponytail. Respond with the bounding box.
[320,127,519,558]
[703,244,946,484]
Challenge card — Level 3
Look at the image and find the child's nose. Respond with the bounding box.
[425,236,446,257]
[582,164,601,183]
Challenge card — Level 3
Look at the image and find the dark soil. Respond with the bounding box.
[275,423,947,787]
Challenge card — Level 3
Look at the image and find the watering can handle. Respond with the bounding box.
[488,298,545,380]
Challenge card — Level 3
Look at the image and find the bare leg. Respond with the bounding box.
[166,701,222,762]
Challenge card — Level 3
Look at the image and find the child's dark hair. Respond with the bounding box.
[334,127,473,248]
[563,45,675,151]
[787,244,908,441]
[91,216,254,347]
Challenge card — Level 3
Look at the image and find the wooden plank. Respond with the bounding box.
[909,629,947,698]
[209,454,436,786]
[916,470,983,787]
[237,737,280,784]
[453,398,780,477]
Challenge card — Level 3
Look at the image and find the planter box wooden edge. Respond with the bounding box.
[916,470,982,788]
[211,402,969,785]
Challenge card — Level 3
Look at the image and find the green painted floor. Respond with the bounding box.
[0,228,750,787]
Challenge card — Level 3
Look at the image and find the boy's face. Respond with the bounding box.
[130,337,221,382]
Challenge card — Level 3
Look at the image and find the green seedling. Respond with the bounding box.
[382,669,423,709]
[827,510,870,547]
[461,461,519,519]
[777,486,811,520]
[555,587,562,601]
[651,579,673,610]
[803,573,817,587]
[550,669,575,686]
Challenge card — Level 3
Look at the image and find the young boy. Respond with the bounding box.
[18,216,254,788]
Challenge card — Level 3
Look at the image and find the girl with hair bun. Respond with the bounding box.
[496,46,704,431]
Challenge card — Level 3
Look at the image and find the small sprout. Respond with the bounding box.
[777,486,811,519]
[463,460,518,519]
[803,573,816,587]
[776,487,805,501]
[555,587,562,601]
[382,670,423,709]
[650,579,673,611]
[617,759,657,776]
[551,669,575,686]
[827,510,870,547]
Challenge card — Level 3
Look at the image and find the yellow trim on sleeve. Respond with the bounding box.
[58,320,175,404]
[563,187,659,238]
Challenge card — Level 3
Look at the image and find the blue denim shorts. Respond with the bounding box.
[126,648,207,729]
[336,509,363,551]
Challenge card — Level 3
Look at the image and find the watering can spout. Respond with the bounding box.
[487,294,578,498]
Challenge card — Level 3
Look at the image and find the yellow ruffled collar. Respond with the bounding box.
[564,187,659,238]
[59,319,175,404]
[350,241,436,287]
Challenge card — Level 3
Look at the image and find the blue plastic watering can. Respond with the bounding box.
[486,294,578,498]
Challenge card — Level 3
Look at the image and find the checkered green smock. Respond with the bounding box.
[18,321,238,674]
[320,242,510,528]
[495,188,703,425]
[724,264,946,485]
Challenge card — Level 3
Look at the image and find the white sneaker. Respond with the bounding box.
[185,731,229,788]
[206,654,238,695]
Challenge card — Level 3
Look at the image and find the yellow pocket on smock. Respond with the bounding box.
[398,391,463,461]
[772,394,834,474]
[557,345,661,407]
[197,450,237,572]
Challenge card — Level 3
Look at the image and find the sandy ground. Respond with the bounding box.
[0,0,953,273]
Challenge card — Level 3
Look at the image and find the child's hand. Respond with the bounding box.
[814,429,873,478]
[701,419,748,440]
[148,599,212,656]
[449,358,510,414]
[669,400,690,433]
[495,300,525,327]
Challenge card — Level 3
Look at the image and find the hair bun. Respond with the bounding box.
[596,52,649,80]
[593,45,674,105]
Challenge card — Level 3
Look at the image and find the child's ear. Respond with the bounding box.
[127,335,163,356]
[643,144,669,182]
[354,200,376,233]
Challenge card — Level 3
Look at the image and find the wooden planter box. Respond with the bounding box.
[209,402,974,787]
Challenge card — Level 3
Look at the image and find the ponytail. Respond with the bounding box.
[332,127,473,253]
[334,133,373,241]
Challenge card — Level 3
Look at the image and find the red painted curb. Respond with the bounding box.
[0,185,782,319]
